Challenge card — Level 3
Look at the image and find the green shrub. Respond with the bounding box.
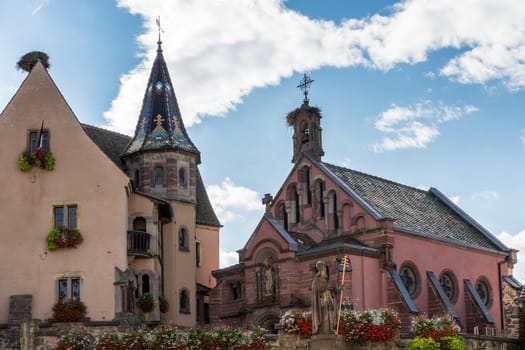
[441,336,465,350]
[408,336,440,350]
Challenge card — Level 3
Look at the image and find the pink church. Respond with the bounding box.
[209,78,522,336]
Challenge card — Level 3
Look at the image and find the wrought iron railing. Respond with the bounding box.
[127,230,151,254]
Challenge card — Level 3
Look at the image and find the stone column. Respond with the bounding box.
[7,295,32,350]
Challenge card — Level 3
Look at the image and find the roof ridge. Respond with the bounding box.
[322,161,427,194]
[81,123,131,139]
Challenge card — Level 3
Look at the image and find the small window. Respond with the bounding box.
[133,217,147,231]
[29,130,49,153]
[179,227,189,251]
[154,166,164,187]
[57,277,81,302]
[179,167,187,188]
[134,169,140,188]
[54,205,77,229]
[195,241,201,267]
[179,288,190,313]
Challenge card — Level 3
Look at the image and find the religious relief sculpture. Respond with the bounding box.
[264,257,275,296]
[312,260,338,334]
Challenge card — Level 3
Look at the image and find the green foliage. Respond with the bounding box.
[441,336,465,350]
[408,336,440,350]
[159,295,169,313]
[18,152,55,172]
[137,293,154,313]
[47,228,83,251]
[55,331,90,350]
[18,153,32,171]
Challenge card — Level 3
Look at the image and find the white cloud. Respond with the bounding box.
[496,230,525,283]
[472,191,500,200]
[31,1,47,16]
[449,196,461,205]
[220,249,239,268]
[373,101,477,152]
[207,177,263,224]
[103,0,525,134]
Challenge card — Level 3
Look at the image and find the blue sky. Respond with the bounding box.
[1,0,524,281]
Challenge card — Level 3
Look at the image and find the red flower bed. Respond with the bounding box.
[52,299,87,322]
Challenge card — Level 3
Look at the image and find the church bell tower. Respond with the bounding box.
[288,74,324,163]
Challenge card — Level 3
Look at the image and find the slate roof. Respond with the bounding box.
[82,124,130,168]
[82,123,219,227]
[123,40,200,159]
[320,160,507,252]
[196,170,221,227]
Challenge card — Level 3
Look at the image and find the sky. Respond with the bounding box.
[1,0,524,282]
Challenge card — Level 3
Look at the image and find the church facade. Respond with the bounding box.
[209,86,522,336]
[0,43,220,326]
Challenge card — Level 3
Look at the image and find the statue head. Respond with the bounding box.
[315,260,327,277]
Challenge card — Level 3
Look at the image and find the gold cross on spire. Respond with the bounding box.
[152,114,166,133]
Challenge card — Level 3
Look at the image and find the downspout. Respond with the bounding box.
[160,221,164,297]
[497,256,508,333]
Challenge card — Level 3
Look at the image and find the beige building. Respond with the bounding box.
[0,44,220,326]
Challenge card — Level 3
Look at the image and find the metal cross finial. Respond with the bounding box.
[156,16,165,46]
[297,73,314,104]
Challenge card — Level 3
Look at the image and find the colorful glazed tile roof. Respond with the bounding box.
[123,40,200,159]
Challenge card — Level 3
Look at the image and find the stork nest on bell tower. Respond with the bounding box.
[17,51,50,72]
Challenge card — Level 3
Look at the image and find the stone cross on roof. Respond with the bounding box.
[297,73,314,104]
[262,193,273,216]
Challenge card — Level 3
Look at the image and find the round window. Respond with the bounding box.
[399,264,419,297]
[475,279,491,306]
[439,271,457,303]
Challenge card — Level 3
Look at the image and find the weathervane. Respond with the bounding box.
[297,73,314,104]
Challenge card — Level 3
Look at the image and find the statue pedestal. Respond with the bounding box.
[310,334,345,350]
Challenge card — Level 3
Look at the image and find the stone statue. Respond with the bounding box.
[312,260,338,334]
[264,265,274,296]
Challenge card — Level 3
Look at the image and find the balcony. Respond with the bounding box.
[127,230,151,257]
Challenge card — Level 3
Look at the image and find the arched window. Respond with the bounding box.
[317,180,325,218]
[179,227,189,251]
[133,217,147,231]
[154,166,164,186]
[295,189,300,223]
[327,190,338,231]
[278,202,288,231]
[301,166,312,205]
[179,167,187,188]
[179,288,190,313]
[301,122,310,144]
[142,274,150,294]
